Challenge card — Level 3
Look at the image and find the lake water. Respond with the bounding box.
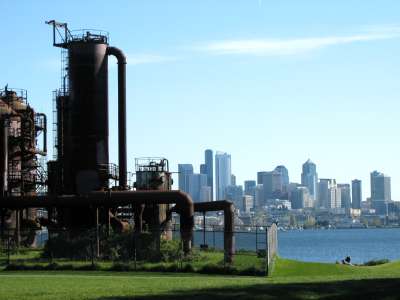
[193,228,400,264]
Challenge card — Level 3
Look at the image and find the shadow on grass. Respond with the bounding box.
[97,278,400,300]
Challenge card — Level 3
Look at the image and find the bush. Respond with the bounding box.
[181,263,195,273]
[42,230,94,260]
[198,263,238,275]
[363,259,390,266]
[110,262,132,272]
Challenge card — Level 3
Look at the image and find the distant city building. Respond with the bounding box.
[200,164,207,175]
[225,185,243,210]
[257,170,284,201]
[274,165,289,191]
[242,195,254,213]
[301,159,318,201]
[244,180,256,198]
[215,152,231,200]
[204,149,214,200]
[188,173,208,202]
[257,171,268,185]
[290,186,312,209]
[255,184,264,208]
[178,164,194,193]
[231,174,236,186]
[351,179,362,209]
[370,170,391,215]
[318,179,340,209]
[200,186,212,202]
[338,184,351,210]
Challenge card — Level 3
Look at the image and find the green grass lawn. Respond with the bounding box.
[1,257,400,299]
[0,249,266,275]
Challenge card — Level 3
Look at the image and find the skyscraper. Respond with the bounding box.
[204,149,213,200]
[257,171,283,201]
[318,179,340,209]
[255,184,264,208]
[231,174,236,186]
[301,159,318,201]
[244,180,256,198]
[291,186,311,209]
[370,171,391,215]
[338,183,351,210]
[215,151,231,200]
[351,179,362,209]
[188,173,208,202]
[178,164,194,193]
[225,184,243,210]
[274,165,289,190]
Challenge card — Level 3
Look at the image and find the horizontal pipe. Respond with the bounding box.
[0,190,194,253]
[193,200,235,263]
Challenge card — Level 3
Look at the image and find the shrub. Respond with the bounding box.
[363,259,390,266]
[110,262,132,272]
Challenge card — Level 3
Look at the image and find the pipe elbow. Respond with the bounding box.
[107,46,127,64]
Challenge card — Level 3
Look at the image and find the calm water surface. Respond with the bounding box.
[193,228,400,264]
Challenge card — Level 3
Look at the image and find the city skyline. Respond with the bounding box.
[1,1,399,200]
[177,149,396,204]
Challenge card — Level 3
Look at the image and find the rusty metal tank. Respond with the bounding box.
[63,34,109,194]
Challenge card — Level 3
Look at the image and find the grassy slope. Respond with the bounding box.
[1,258,400,299]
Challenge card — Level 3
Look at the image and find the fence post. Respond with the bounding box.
[202,212,206,248]
[133,232,137,271]
[255,226,258,253]
[90,230,95,267]
[212,225,215,249]
[7,230,10,265]
[265,227,268,276]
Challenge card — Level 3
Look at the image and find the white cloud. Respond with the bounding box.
[195,26,400,56]
[126,54,177,65]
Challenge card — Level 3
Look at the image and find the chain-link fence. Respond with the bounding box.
[0,224,278,276]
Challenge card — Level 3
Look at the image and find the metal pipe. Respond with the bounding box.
[0,118,8,195]
[106,46,127,189]
[0,190,194,253]
[133,204,144,233]
[193,200,235,263]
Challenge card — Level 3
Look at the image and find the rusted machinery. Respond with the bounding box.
[0,87,47,245]
[0,21,236,262]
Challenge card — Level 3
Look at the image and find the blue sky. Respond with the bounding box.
[0,1,399,200]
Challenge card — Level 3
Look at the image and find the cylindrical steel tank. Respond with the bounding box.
[63,41,109,194]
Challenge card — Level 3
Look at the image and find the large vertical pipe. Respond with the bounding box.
[106,47,127,189]
[0,118,8,195]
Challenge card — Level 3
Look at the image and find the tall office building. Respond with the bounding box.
[254,184,264,208]
[370,171,391,215]
[301,159,318,201]
[351,179,362,209]
[338,184,351,210]
[200,186,212,202]
[200,164,207,175]
[215,151,231,200]
[290,186,311,209]
[225,185,243,210]
[242,195,254,213]
[188,173,208,202]
[318,179,340,209]
[204,149,213,200]
[257,170,284,201]
[244,180,256,198]
[274,165,289,190]
[231,174,236,186]
[178,164,194,193]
